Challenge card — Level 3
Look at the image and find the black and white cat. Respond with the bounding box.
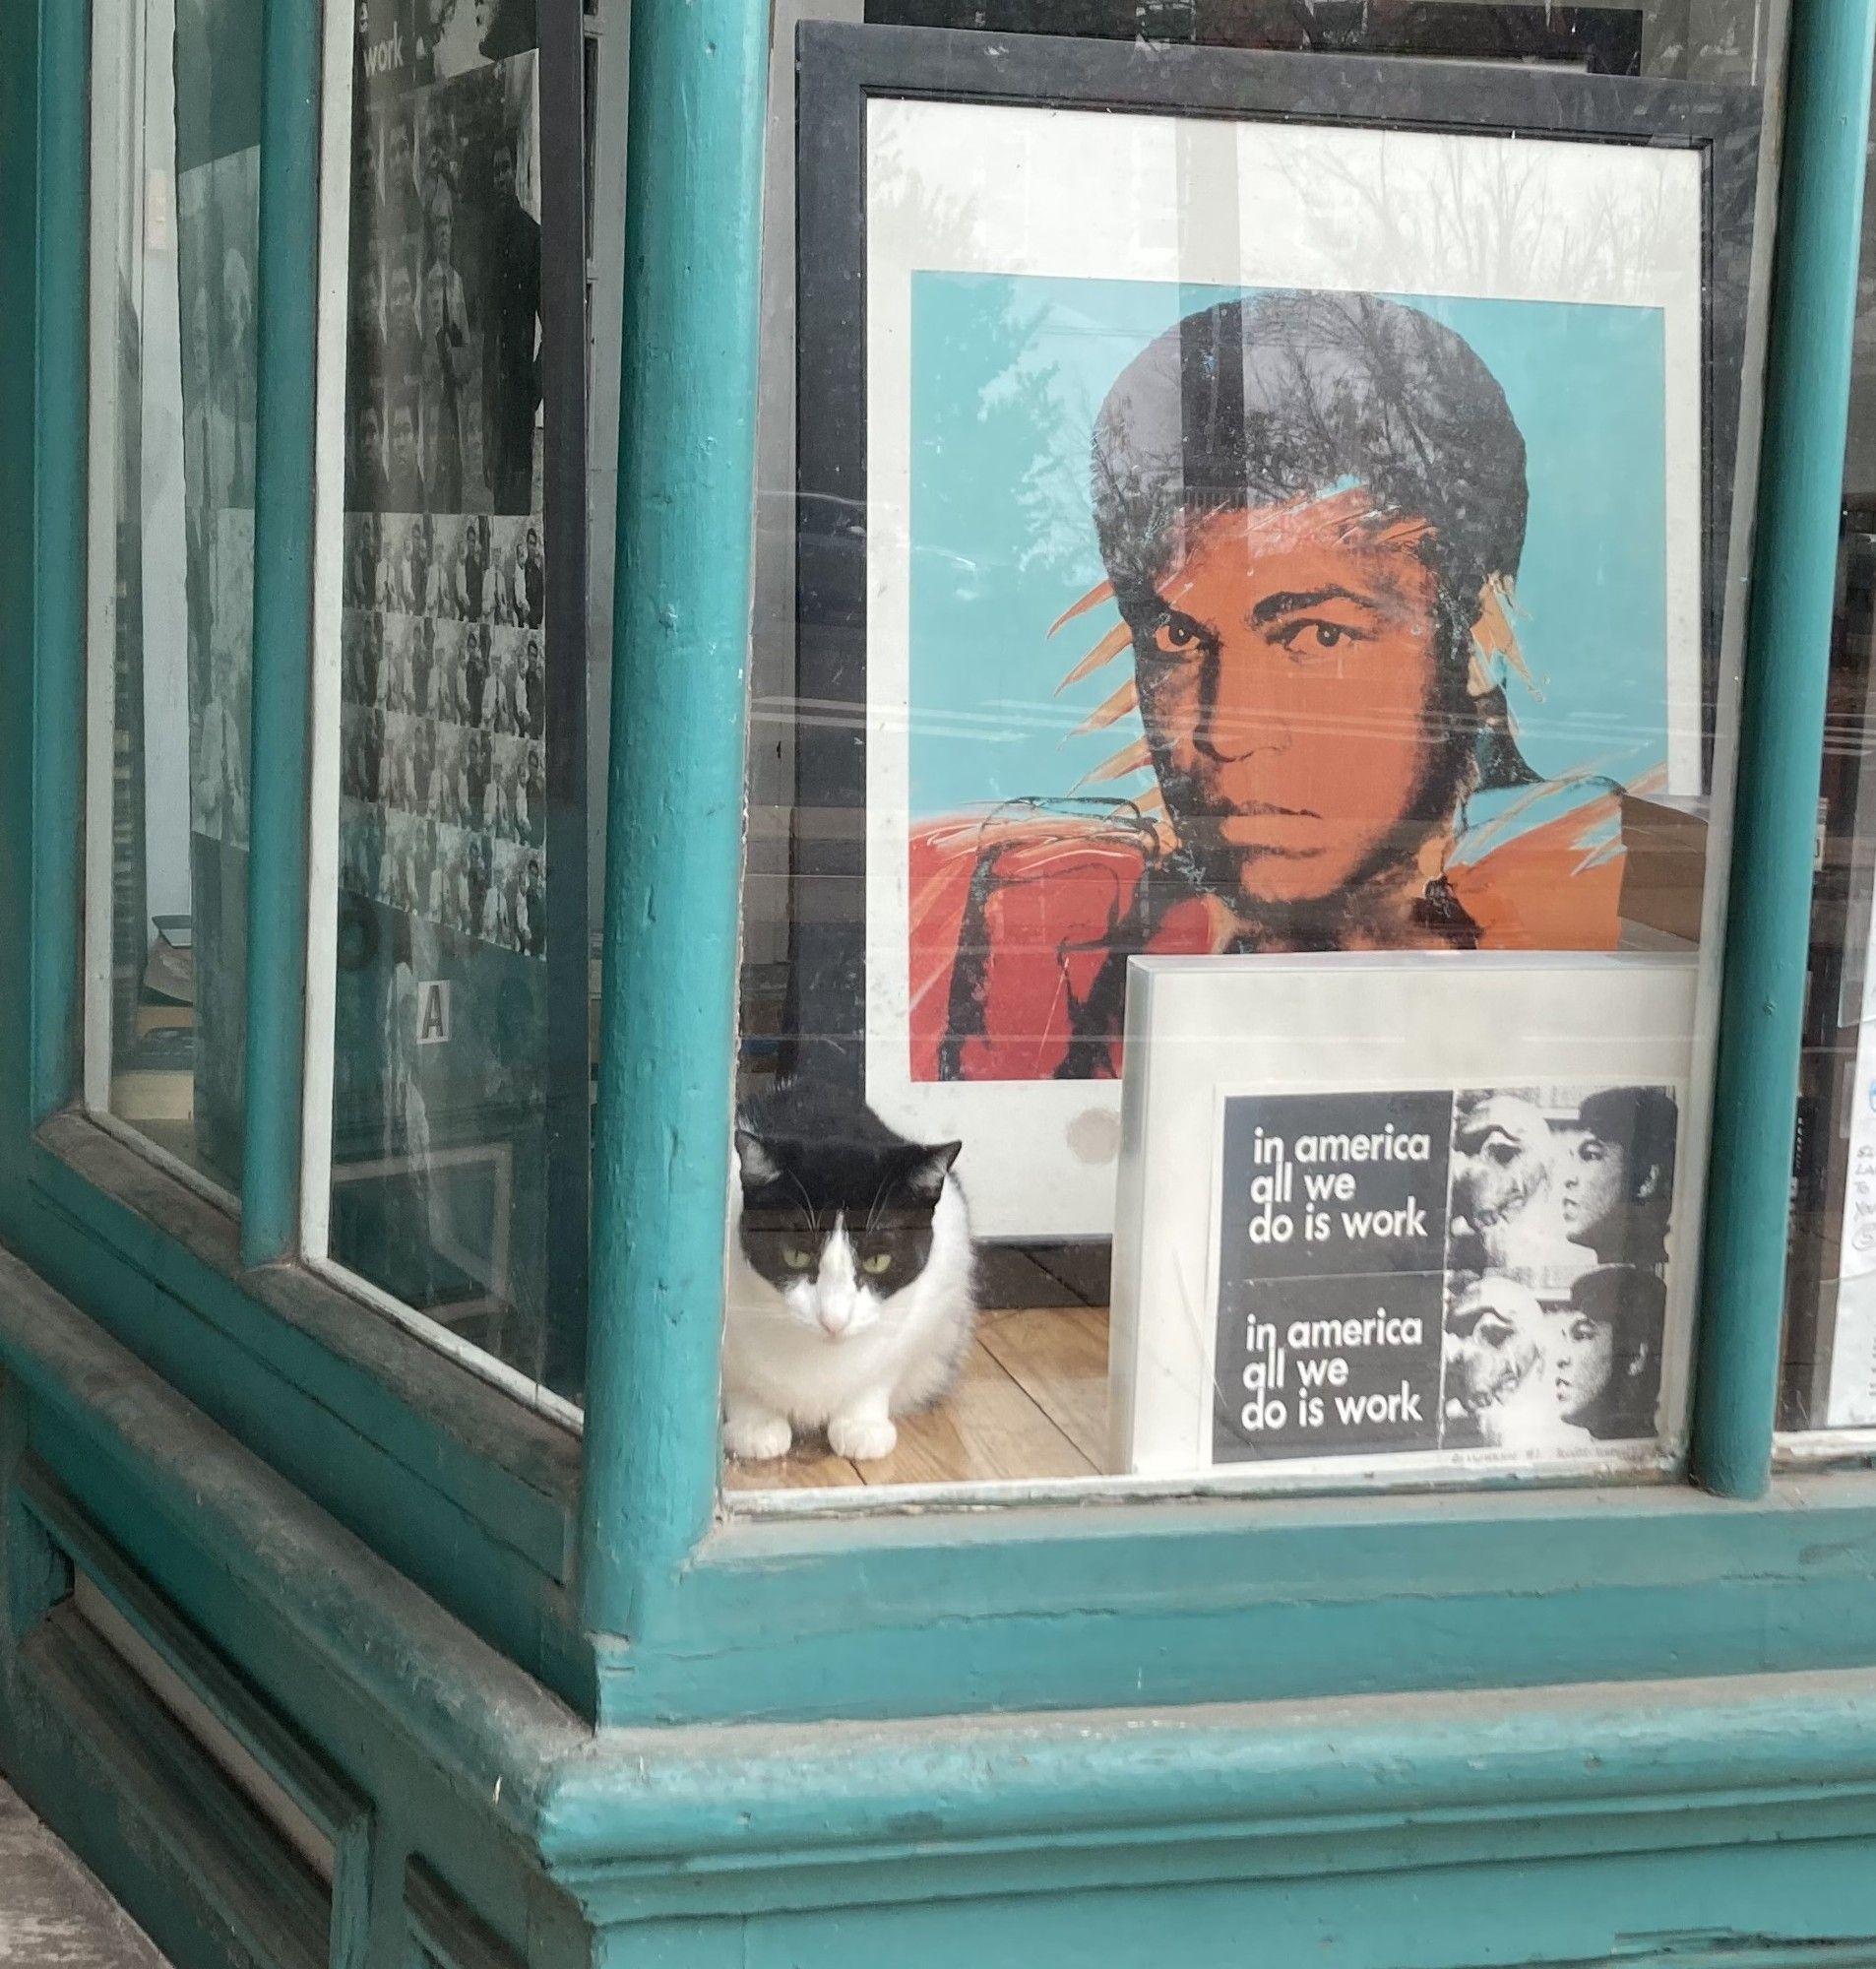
[724,1080,977,1463]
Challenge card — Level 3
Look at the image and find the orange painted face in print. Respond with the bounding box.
[1133,486,1450,911]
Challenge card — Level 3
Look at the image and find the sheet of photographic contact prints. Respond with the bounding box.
[1212,1083,1678,1469]
[173,6,264,1188]
[333,0,559,1388]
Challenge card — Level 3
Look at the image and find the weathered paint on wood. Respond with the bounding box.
[580,0,773,1636]
[22,0,86,1131]
[11,1119,584,1703]
[11,1172,1876,1964]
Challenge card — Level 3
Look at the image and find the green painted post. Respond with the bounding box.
[2,0,48,1166]
[241,0,323,1266]
[1695,0,1876,1497]
[27,0,88,1130]
[581,0,771,1635]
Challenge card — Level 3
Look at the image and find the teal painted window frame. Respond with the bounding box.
[7,0,1876,1737]
[573,0,1876,1727]
[0,0,586,1707]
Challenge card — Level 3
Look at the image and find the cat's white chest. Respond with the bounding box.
[722,1304,919,1425]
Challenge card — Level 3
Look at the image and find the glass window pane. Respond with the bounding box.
[1780,43,1876,1437]
[88,0,261,1200]
[314,2,590,1407]
[727,0,1788,1501]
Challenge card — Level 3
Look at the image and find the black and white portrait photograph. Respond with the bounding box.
[345,51,542,518]
[1439,1081,1677,1454]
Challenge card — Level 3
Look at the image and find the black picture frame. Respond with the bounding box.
[862,0,1646,75]
[790,23,1759,1151]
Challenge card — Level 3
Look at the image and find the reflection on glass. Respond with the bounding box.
[94,0,260,1193]
[725,0,1781,1499]
[327,4,571,1394]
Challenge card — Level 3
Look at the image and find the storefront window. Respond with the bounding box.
[84,0,261,1200]
[308,0,589,1405]
[726,0,1788,1499]
[1780,48,1876,1437]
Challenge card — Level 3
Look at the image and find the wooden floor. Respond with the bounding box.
[722,1303,1112,1493]
[0,1778,170,1968]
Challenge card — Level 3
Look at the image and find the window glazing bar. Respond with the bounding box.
[27,0,90,1130]
[581,0,772,1633]
[241,0,325,1266]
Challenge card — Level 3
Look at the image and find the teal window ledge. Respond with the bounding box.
[594,1461,1876,1725]
[10,1232,1876,1959]
[15,1194,1876,1734]
[4,1114,583,1705]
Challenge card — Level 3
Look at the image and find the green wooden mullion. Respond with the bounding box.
[241,0,325,1265]
[1694,0,1876,1497]
[26,0,88,1131]
[580,0,773,1634]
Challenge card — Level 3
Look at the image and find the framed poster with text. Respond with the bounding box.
[1108,952,1700,1486]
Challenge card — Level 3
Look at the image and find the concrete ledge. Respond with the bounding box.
[0,1776,170,1968]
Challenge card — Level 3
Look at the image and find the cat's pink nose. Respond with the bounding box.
[819,1302,853,1337]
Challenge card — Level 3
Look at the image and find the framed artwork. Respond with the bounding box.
[1106,952,1699,1486]
[791,24,1759,1239]
[862,0,1646,75]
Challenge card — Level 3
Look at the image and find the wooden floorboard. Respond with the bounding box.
[858,1329,1095,1486]
[723,1305,1111,1494]
[976,1306,1111,1468]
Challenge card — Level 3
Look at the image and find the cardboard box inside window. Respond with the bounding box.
[1619,794,1708,947]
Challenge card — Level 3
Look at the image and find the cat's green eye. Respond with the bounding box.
[782,1246,815,1271]
[861,1251,894,1275]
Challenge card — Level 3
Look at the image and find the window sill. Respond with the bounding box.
[590,1463,1876,1725]
[5,1112,583,1697]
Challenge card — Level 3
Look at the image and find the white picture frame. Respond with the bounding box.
[1108,951,1701,1488]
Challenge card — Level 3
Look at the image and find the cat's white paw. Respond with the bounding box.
[723,1409,793,1461]
[829,1413,899,1462]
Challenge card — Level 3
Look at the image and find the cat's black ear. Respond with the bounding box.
[734,1129,781,1188]
[907,1140,963,1201]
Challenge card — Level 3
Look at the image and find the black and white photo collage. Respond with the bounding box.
[178,144,260,853]
[341,514,548,956]
[341,0,546,959]
[1440,1082,1678,1455]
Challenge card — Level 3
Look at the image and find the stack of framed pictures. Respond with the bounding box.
[719,15,1766,1492]
[790,26,1755,1241]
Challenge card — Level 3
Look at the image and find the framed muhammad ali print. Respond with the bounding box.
[789,24,1759,1241]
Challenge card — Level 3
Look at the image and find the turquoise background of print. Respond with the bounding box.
[907,272,1670,819]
